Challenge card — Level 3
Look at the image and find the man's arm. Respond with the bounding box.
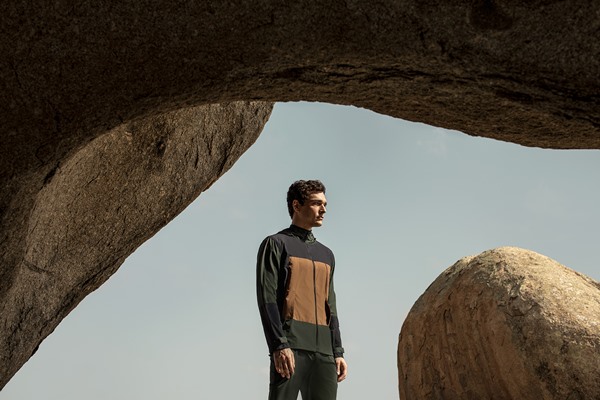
[327,262,345,358]
[256,237,295,377]
[328,257,347,381]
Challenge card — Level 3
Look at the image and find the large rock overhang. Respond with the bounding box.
[1,0,599,389]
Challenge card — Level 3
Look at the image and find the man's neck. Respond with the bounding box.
[291,223,312,231]
[288,224,316,243]
[290,215,314,230]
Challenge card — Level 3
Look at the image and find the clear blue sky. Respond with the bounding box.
[4,102,600,399]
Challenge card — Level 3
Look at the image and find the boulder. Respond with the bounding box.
[398,247,600,400]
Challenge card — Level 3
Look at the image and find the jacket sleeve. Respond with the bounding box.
[328,256,345,358]
[256,237,290,354]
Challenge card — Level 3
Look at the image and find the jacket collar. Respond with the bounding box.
[287,224,316,243]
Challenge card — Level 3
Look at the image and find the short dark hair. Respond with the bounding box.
[286,180,326,218]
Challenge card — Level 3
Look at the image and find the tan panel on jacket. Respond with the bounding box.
[283,256,331,326]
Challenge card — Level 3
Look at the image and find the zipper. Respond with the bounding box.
[307,243,319,352]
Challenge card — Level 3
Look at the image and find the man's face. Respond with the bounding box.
[292,192,327,230]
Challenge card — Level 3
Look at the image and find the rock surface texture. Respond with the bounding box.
[398,247,600,400]
[0,102,272,387]
[1,0,599,389]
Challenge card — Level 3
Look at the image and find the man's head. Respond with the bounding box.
[287,180,327,230]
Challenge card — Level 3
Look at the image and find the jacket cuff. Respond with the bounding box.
[271,337,290,353]
[333,347,344,358]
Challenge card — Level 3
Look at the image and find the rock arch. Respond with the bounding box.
[1,0,599,390]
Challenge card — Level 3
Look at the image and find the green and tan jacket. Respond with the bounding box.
[256,225,344,358]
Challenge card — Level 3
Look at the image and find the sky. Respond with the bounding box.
[3,102,600,400]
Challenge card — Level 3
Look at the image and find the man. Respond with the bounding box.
[256,180,347,400]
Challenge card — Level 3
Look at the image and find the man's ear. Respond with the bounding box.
[292,199,300,212]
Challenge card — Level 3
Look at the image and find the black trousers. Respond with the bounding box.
[268,350,338,400]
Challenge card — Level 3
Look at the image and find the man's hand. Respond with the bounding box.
[273,348,295,379]
[335,357,348,382]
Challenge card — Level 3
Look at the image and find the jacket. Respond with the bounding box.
[256,224,344,358]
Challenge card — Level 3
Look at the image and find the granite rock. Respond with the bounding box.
[398,247,600,400]
[0,102,272,388]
